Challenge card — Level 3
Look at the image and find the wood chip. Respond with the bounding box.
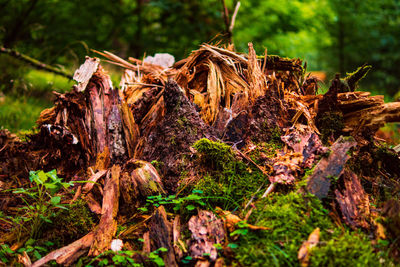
[73,57,100,92]
[298,227,320,267]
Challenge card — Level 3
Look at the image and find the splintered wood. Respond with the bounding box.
[89,165,120,256]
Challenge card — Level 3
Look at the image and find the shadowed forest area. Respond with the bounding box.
[1,1,400,267]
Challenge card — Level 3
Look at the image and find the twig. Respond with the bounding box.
[233,146,272,176]
[261,182,276,198]
[221,0,230,36]
[0,47,73,79]
[124,82,164,88]
[229,1,241,33]
[244,184,264,210]
[245,182,276,220]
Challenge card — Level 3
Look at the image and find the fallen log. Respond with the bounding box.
[343,102,400,132]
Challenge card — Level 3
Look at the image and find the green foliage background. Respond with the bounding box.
[0,0,400,131]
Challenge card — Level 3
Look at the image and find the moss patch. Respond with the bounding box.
[193,138,266,210]
[309,231,381,267]
[48,199,96,246]
[193,138,235,170]
[234,192,334,266]
[317,111,344,144]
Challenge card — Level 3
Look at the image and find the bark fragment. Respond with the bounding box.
[148,206,177,267]
[307,136,357,199]
[335,170,371,229]
[119,160,165,215]
[298,228,320,267]
[73,57,100,92]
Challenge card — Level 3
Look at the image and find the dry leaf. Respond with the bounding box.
[298,227,320,267]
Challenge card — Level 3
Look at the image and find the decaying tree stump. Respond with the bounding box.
[1,43,400,266]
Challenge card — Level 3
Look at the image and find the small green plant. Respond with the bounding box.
[85,247,167,267]
[86,250,140,267]
[0,239,53,264]
[143,189,206,213]
[0,244,14,264]
[11,169,73,239]
[147,247,167,266]
[16,239,53,261]
[181,255,193,264]
[230,221,250,237]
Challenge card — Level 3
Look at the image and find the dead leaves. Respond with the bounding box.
[215,207,270,233]
[188,210,225,262]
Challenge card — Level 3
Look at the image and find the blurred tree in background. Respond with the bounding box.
[0,0,223,66]
[319,0,400,95]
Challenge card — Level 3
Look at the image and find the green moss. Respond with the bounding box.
[150,160,164,173]
[234,192,334,266]
[177,116,189,128]
[16,128,38,141]
[170,135,176,145]
[50,199,96,245]
[344,64,372,91]
[295,166,316,190]
[193,138,266,210]
[193,138,235,170]
[250,141,283,164]
[375,144,398,160]
[247,128,284,164]
[196,174,226,197]
[232,192,386,266]
[317,111,344,144]
[340,135,355,143]
[270,126,283,144]
[309,232,381,267]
